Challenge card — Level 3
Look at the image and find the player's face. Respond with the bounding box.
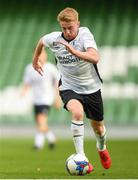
[60,21,80,40]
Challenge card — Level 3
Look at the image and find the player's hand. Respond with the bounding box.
[56,41,76,55]
[32,60,44,76]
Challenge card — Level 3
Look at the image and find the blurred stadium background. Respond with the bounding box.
[0,0,138,138]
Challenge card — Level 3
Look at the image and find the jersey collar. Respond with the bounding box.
[61,30,79,43]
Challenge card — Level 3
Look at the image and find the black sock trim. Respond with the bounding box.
[73,135,83,137]
[72,122,84,126]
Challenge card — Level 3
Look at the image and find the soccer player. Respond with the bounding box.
[22,48,61,150]
[32,7,111,170]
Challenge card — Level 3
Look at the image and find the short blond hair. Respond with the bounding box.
[57,7,79,22]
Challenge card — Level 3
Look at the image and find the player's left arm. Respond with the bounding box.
[56,41,99,64]
[73,47,99,64]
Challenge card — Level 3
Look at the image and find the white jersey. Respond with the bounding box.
[23,62,60,105]
[42,27,102,94]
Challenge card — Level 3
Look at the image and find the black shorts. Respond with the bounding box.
[34,105,50,116]
[59,89,104,121]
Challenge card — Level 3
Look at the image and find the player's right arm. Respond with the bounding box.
[32,39,44,76]
[20,84,31,97]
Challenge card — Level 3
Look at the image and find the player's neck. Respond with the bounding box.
[61,30,79,42]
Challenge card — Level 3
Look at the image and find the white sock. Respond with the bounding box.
[95,126,107,151]
[34,132,45,148]
[71,120,85,155]
[46,131,56,144]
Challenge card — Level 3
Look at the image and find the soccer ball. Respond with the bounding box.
[66,153,90,176]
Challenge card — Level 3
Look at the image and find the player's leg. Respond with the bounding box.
[84,90,111,169]
[90,120,111,169]
[60,90,85,155]
[66,99,85,155]
[91,120,106,151]
[34,112,46,149]
[34,105,56,149]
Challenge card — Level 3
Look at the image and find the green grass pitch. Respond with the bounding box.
[0,138,138,179]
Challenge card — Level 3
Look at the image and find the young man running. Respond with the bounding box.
[32,7,111,171]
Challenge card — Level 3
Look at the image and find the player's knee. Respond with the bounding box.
[94,126,104,136]
[72,110,84,120]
